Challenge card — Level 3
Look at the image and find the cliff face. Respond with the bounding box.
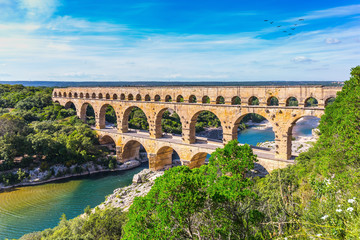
[98,169,164,211]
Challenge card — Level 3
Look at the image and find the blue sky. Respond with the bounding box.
[0,0,359,82]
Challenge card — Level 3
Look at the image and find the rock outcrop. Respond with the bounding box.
[99,169,164,211]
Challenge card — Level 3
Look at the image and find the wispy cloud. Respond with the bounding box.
[292,56,315,63]
[287,4,360,21]
[47,16,128,33]
[18,0,60,20]
[325,38,341,44]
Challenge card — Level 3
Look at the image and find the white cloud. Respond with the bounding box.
[325,38,341,44]
[287,4,360,21]
[18,0,59,20]
[47,16,128,32]
[292,56,315,63]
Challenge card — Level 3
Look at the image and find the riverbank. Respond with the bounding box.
[258,135,318,155]
[0,160,141,191]
[98,169,164,211]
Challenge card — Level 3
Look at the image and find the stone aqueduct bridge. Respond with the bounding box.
[52,85,341,172]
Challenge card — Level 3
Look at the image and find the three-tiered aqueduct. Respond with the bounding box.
[53,85,341,172]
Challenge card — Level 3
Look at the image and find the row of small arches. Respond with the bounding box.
[54,92,335,107]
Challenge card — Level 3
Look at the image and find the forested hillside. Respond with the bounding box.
[0,85,107,186]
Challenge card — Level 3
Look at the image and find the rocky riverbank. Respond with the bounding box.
[257,135,318,155]
[0,160,141,191]
[98,169,164,211]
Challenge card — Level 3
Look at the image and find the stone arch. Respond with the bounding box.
[98,93,103,99]
[231,96,241,105]
[121,140,149,163]
[154,95,161,102]
[106,93,110,100]
[325,97,336,106]
[136,94,141,101]
[121,106,149,133]
[64,101,76,110]
[189,152,208,169]
[248,96,259,105]
[286,97,298,106]
[58,92,62,97]
[231,112,274,146]
[99,135,117,156]
[85,93,90,99]
[305,97,318,107]
[54,92,58,97]
[98,103,117,129]
[79,102,95,123]
[176,95,184,102]
[99,134,116,145]
[154,107,183,138]
[120,94,125,100]
[284,115,321,159]
[54,100,60,104]
[92,93,96,99]
[189,95,197,103]
[74,92,78,98]
[68,92,72,98]
[216,96,225,104]
[202,96,210,104]
[63,92,67,97]
[267,96,279,106]
[128,94,134,101]
[165,95,172,102]
[189,110,223,143]
[145,94,151,101]
[154,146,182,170]
[113,94,118,100]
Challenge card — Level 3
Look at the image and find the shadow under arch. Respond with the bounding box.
[99,135,117,156]
[80,102,95,125]
[286,97,299,106]
[121,106,149,134]
[189,110,223,143]
[189,152,208,169]
[232,113,274,147]
[267,96,279,106]
[64,101,76,111]
[154,107,182,138]
[98,103,117,129]
[325,96,336,106]
[305,97,318,107]
[121,140,148,164]
[154,146,182,170]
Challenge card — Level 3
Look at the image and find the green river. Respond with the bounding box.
[0,164,147,239]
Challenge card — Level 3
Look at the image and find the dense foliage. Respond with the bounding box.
[123,141,266,239]
[20,207,126,240]
[0,84,103,185]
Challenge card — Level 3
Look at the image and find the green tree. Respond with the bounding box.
[123,140,267,239]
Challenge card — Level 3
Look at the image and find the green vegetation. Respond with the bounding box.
[123,141,265,239]
[20,207,126,240]
[0,84,108,186]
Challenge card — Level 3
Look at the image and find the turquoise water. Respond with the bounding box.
[0,117,319,239]
[238,117,319,145]
[0,164,147,240]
